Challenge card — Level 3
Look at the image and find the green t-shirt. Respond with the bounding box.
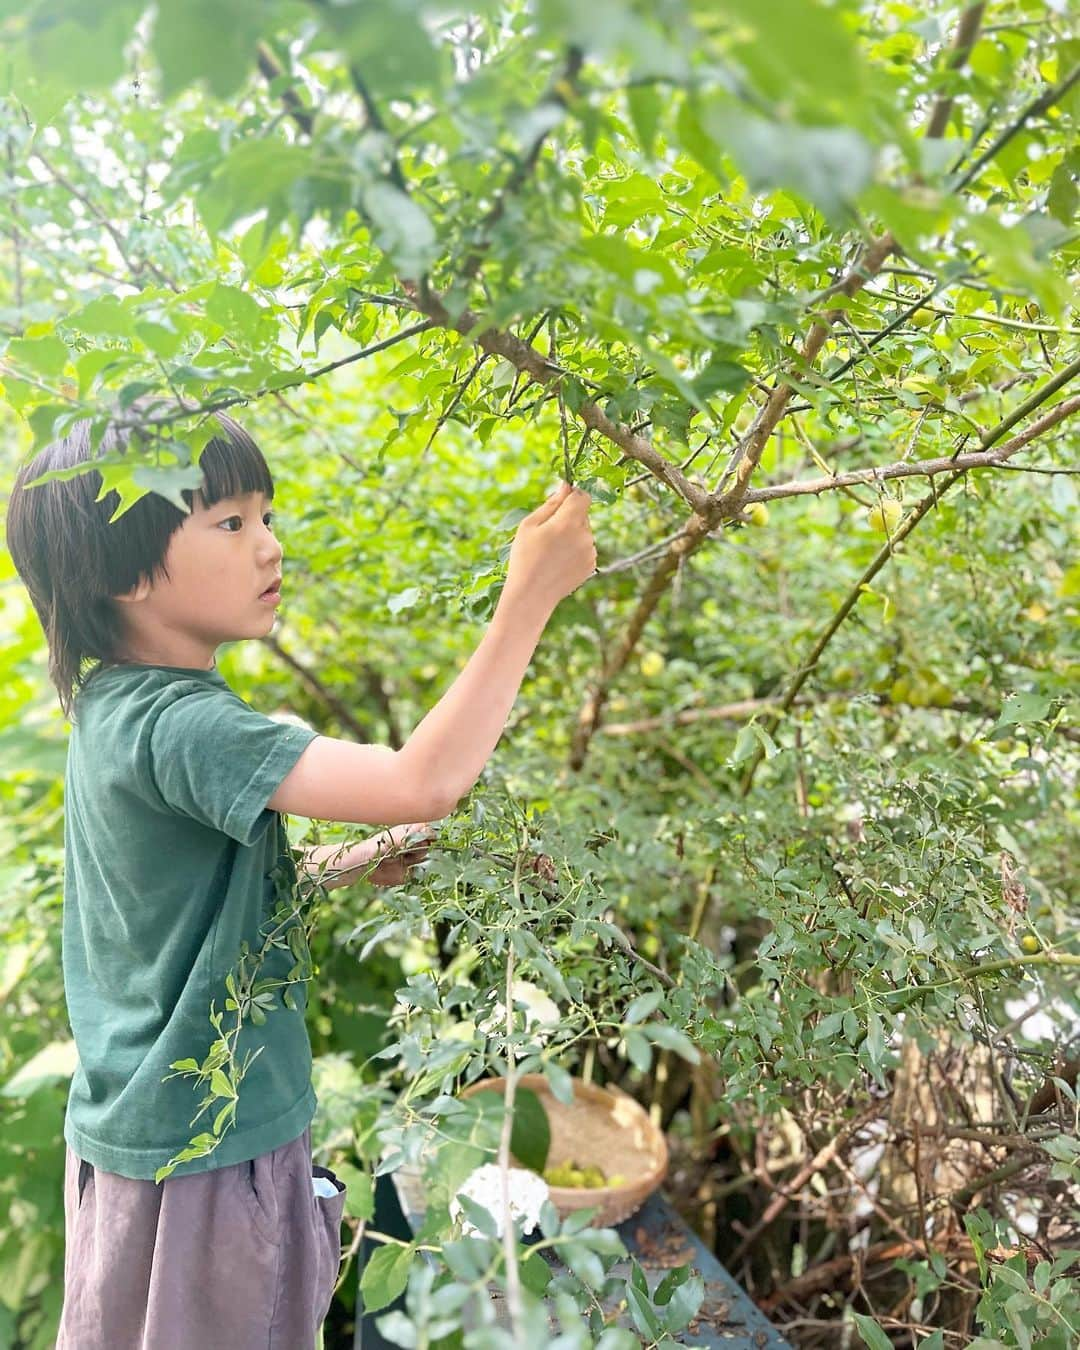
[63,661,320,1181]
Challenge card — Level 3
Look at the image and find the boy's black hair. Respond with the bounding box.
[5,408,274,722]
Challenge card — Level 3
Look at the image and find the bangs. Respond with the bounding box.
[194,412,275,510]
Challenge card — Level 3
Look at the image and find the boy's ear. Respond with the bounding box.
[112,576,152,604]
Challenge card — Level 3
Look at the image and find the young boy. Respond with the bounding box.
[5,406,595,1349]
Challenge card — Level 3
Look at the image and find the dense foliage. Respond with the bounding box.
[0,1,1077,1346]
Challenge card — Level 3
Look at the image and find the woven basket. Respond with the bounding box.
[459,1074,668,1227]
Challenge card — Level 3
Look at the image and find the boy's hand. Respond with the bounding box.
[504,481,597,611]
[366,822,436,887]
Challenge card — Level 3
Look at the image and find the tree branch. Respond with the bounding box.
[260,633,394,745]
[736,365,1080,793]
[744,390,1080,503]
[256,40,314,137]
[32,147,177,292]
[6,138,23,313]
[303,320,436,383]
[459,47,584,284]
[713,232,898,510]
[924,3,986,139]
[952,62,1080,192]
[401,281,711,512]
[100,319,436,437]
[562,1,994,776]
[729,1103,880,1266]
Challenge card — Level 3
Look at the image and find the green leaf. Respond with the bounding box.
[23,3,140,95]
[196,141,311,237]
[359,1242,416,1313]
[624,1028,652,1072]
[520,1249,552,1296]
[693,358,751,400]
[730,722,758,766]
[853,1311,894,1350]
[454,1192,498,1239]
[333,1162,375,1221]
[362,184,439,280]
[388,586,422,616]
[510,1087,551,1174]
[562,1239,606,1289]
[676,96,730,183]
[627,84,662,156]
[67,295,136,338]
[1047,163,1078,227]
[749,721,781,761]
[441,1238,491,1281]
[134,321,185,359]
[658,1270,705,1334]
[0,1040,77,1097]
[7,335,70,377]
[997,692,1053,727]
[866,1012,884,1069]
[625,1281,662,1339]
[596,1331,641,1350]
[624,990,663,1025]
[703,107,875,221]
[718,0,865,112]
[154,0,264,99]
[209,1068,234,1099]
[213,1101,235,1135]
[643,1024,700,1064]
[543,1061,575,1106]
[326,5,442,96]
[206,284,266,343]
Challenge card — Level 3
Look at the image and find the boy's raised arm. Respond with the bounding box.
[267,483,595,827]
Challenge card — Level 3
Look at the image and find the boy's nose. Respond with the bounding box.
[260,520,282,550]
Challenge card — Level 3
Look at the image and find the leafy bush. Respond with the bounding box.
[1,1,1077,1346]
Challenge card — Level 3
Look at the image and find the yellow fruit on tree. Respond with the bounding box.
[400,940,435,976]
[867,498,904,532]
[928,680,953,707]
[1020,934,1041,954]
[746,502,770,527]
[640,651,666,678]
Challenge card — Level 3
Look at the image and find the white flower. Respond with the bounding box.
[449,1163,551,1239]
[480,980,561,1048]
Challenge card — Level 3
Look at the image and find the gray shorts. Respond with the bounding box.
[56,1124,347,1350]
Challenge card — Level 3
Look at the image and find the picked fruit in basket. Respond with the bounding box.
[544,1161,627,1189]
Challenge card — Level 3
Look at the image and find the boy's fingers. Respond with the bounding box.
[526,481,572,525]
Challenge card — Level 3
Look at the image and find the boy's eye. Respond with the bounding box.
[219,512,275,532]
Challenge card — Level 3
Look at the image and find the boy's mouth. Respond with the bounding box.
[259,575,282,603]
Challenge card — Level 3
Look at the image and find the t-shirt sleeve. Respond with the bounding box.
[147,685,320,846]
